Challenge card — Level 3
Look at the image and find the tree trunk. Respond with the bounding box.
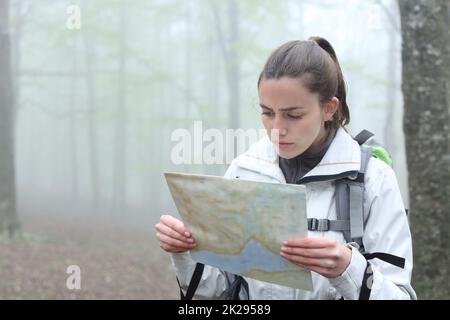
[383,1,399,156]
[11,0,24,123]
[69,39,79,202]
[0,0,20,236]
[185,0,191,128]
[382,0,410,207]
[210,0,240,130]
[81,12,100,211]
[113,5,128,217]
[399,0,450,299]
[226,0,240,130]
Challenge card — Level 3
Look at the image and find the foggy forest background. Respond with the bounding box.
[12,0,410,229]
[0,0,449,299]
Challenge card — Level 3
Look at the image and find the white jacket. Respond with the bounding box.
[170,128,417,300]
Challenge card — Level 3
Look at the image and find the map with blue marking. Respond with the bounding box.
[165,172,312,290]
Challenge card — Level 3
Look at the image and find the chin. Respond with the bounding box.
[277,146,307,159]
[277,150,298,159]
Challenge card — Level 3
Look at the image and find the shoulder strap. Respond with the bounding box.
[334,146,372,249]
[309,145,371,247]
[348,146,372,249]
[332,130,373,243]
[354,129,393,167]
[354,129,374,145]
[177,262,204,300]
[334,180,351,242]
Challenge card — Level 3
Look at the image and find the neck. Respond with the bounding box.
[278,126,337,183]
[309,125,330,153]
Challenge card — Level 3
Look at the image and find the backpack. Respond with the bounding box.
[178,129,406,300]
[306,129,406,299]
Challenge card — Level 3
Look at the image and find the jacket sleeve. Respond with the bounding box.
[329,158,417,300]
[169,161,239,299]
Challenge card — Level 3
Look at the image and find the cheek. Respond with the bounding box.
[261,116,271,130]
[304,112,323,131]
[294,117,322,142]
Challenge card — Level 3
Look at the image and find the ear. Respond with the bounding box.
[323,97,339,121]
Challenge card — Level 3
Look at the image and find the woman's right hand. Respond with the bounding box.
[155,214,197,253]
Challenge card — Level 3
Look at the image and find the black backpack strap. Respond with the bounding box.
[177,262,204,300]
[354,129,374,146]
[363,252,406,269]
[359,261,373,300]
[307,218,350,232]
[225,274,249,300]
[358,252,406,300]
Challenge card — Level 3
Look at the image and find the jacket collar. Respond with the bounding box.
[234,127,361,183]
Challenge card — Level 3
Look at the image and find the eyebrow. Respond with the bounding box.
[259,104,305,111]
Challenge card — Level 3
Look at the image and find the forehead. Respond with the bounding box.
[258,77,319,108]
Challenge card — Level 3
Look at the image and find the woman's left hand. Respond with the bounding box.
[280,237,352,279]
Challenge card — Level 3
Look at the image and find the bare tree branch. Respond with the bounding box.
[373,0,401,33]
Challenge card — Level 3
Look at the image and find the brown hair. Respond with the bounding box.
[257,36,350,129]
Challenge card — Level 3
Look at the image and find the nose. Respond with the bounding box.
[273,115,288,136]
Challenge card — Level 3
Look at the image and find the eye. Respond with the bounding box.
[287,114,303,120]
[261,111,275,117]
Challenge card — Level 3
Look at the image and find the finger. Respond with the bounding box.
[284,237,337,249]
[159,242,189,253]
[160,215,191,237]
[159,237,195,253]
[156,232,197,250]
[280,252,336,269]
[280,246,339,259]
[156,222,195,244]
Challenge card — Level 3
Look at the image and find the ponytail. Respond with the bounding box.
[308,36,350,129]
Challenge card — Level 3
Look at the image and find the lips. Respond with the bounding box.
[277,142,293,148]
[271,139,294,148]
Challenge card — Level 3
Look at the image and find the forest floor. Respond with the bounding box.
[0,212,179,299]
